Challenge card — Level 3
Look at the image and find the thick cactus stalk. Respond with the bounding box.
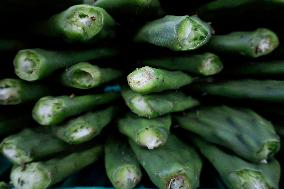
[176,106,280,163]
[32,93,119,126]
[1,128,69,165]
[105,137,142,189]
[134,15,212,51]
[193,137,281,189]
[130,135,202,189]
[142,52,223,76]
[118,114,171,149]
[54,107,116,144]
[122,88,199,118]
[11,145,102,189]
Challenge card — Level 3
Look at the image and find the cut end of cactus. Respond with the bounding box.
[2,142,32,165]
[69,62,101,89]
[257,140,280,163]
[127,66,157,94]
[137,128,167,149]
[11,163,51,189]
[176,16,212,51]
[32,97,64,126]
[168,175,192,189]
[14,50,42,81]
[230,169,270,189]
[199,54,223,76]
[0,79,22,105]
[62,5,104,42]
[252,28,279,57]
[112,165,142,189]
[67,122,95,144]
[130,95,153,118]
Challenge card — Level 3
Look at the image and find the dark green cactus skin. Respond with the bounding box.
[32,93,119,126]
[141,52,223,76]
[130,134,202,189]
[194,79,284,102]
[11,145,102,189]
[176,106,280,163]
[54,107,116,144]
[122,88,199,118]
[193,137,281,189]
[206,28,279,58]
[1,128,69,165]
[105,137,142,189]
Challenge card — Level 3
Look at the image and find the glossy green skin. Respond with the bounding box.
[118,114,171,149]
[193,138,280,189]
[176,106,280,163]
[199,0,284,13]
[227,60,284,76]
[14,48,118,81]
[94,0,164,17]
[122,88,199,118]
[44,5,116,43]
[61,62,123,89]
[142,52,223,76]
[0,182,9,189]
[206,28,279,57]
[134,15,212,51]
[32,93,119,126]
[196,79,284,102]
[105,137,142,189]
[0,115,31,138]
[127,66,192,94]
[0,78,50,105]
[11,145,102,189]
[0,128,68,165]
[54,107,116,144]
[130,135,202,189]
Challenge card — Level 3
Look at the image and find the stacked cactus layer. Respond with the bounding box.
[0,0,284,189]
